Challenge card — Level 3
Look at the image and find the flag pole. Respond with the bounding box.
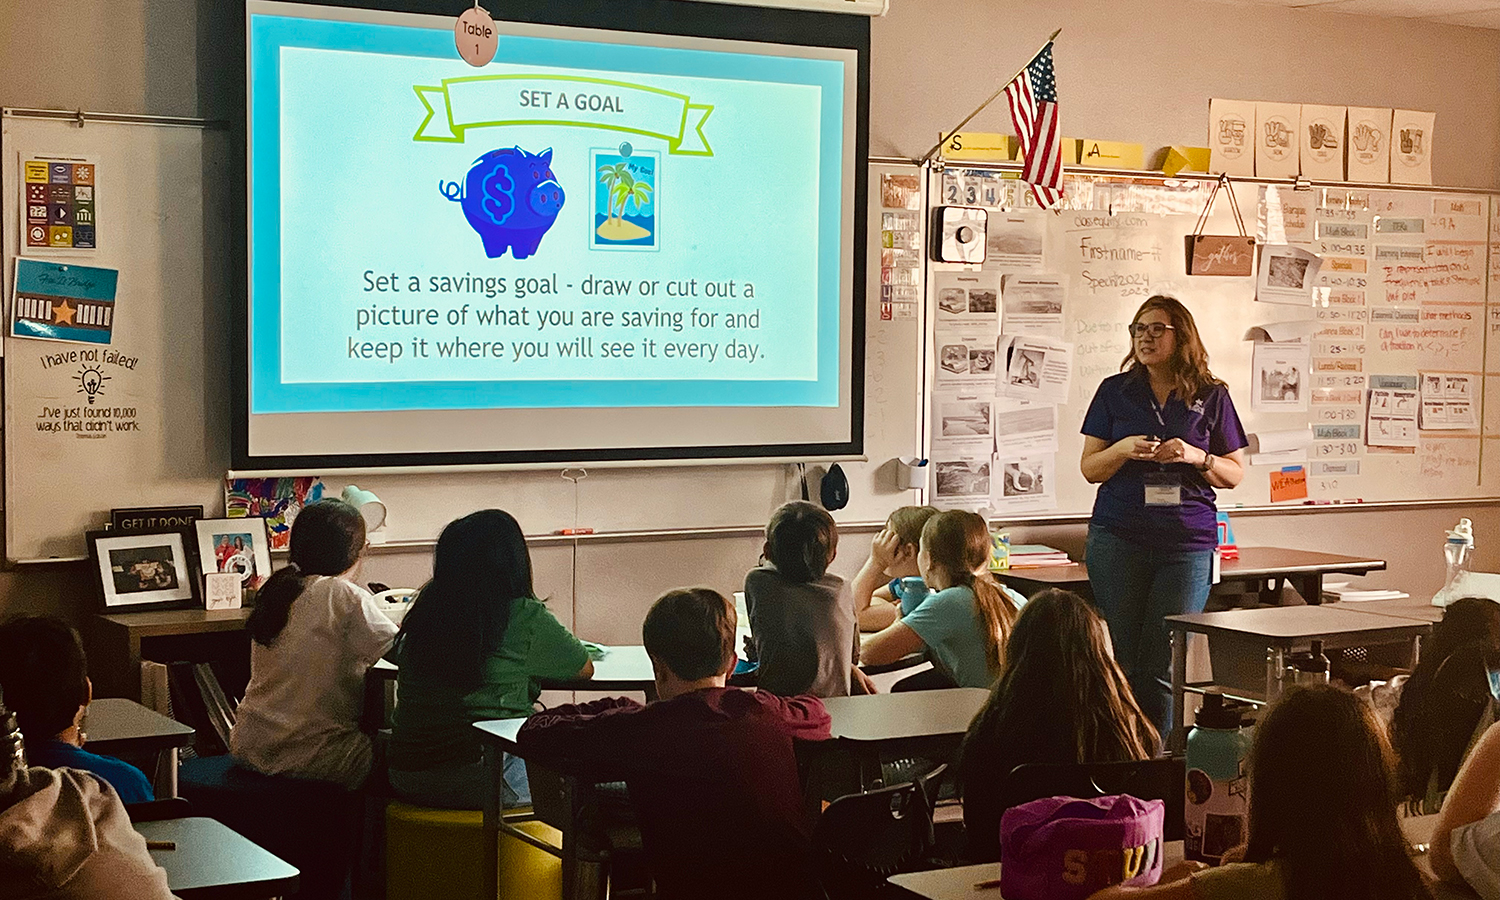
[917,28,1062,166]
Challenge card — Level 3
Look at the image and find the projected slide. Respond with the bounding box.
[248,6,848,417]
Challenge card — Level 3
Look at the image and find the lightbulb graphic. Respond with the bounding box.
[76,365,109,404]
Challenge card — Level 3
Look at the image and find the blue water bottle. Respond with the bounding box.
[1184,691,1253,864]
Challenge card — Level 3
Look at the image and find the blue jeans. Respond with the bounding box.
[1086,526,1213,737]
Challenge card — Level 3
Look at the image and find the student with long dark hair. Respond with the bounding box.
[231,498,397,789]
[958,589,1158,862]
[1391,596,1500,813]
[1092,684,1430,900]
[388,509,593,809]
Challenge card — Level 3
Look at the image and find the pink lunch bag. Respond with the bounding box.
[999,794,1165,900]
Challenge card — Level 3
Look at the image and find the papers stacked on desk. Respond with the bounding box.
[1322,581,1410,602]
[1008,544,1073,568]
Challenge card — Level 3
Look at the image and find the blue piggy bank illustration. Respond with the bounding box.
[440,147,564,259]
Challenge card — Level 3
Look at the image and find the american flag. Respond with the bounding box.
[1004,43,1063,208]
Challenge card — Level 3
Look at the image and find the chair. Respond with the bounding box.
[385,802,562,900]
[996,757,1185,842]
[814,779,936,900]
[179,754,363,900]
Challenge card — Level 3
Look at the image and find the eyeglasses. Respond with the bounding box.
[1129,322,1175,339]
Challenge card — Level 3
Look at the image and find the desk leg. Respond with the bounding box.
[1299,574,1322,605]
[162,750,179,799]
[1265,646,1285,704]
[483,744,501,900]
[1170,630,1187,754]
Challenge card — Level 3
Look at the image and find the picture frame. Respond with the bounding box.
[86,529,198,613]
[194,517,272,591]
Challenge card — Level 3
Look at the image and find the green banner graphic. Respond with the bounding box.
[414,74,713,156]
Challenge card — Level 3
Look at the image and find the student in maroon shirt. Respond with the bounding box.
[517,586,832,900]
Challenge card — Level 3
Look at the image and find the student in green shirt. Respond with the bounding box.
[388,509,593,809]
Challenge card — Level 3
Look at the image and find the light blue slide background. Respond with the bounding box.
[250,12,846,414]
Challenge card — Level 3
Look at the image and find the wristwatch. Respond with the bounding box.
[1196,454,1215,473]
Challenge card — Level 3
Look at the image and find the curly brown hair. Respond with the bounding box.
[1118,295,1225,402]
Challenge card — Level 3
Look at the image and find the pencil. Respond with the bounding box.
[973,878,1003,889]
[146,840,176,851]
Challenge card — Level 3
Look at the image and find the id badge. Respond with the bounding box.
[1144,472,1182,506]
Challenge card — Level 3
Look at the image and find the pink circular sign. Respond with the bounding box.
[455,7,498,68]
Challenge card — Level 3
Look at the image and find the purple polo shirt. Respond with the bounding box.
[1081,369,1248,550]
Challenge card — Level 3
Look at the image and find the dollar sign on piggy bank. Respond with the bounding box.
[440,146,565,260]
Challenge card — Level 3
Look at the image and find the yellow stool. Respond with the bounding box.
[385,802,562,900]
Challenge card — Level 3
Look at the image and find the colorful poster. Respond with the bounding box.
[225,477,326,550]
[22,158,96,249]
[10,259,118,345]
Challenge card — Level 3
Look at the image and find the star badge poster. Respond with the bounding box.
[10,259,118,345]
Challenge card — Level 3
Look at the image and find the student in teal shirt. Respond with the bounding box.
[861,510,1019,689]
[388,510,593,809]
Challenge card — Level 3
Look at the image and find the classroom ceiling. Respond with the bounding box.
[1228,0,1500,28]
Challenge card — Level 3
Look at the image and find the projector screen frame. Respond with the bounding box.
[230,0,870,471]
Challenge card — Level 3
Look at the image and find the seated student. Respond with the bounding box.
[389,509,593,809]
[1090,684,1430,900]
[957,589,1159,862]
[518,587,832,900]
[0,617,154,804]
[745,500,869,698]
[1391,596,1500,814]
[0,687,174,900]
[1431,720,1500,896]
[860,509,1020,690]
[849,505,940,633]
[231,498,399,789]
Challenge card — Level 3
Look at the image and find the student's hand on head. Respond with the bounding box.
[869,527,902,571]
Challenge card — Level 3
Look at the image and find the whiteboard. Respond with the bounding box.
[925,167,1498,517]
[0,117,922,562]
[2,114,230,562]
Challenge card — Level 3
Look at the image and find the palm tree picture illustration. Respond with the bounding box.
[596,161,654,241]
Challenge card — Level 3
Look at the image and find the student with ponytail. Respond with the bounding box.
[230,498,398,789]
[861,510,1020,689]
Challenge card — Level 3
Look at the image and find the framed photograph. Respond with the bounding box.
[194,517,272,590]
[86,529,198,612]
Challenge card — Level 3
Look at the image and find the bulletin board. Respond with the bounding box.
[917,164,1500,517]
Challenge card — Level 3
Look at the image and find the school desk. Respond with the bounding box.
[812,688,990,794]
[888,841,1185,899]
[1328,597,1446,623]
[1164,605,1431,749]
[136,816,299,900]
[996,546,1386,606]
[370,643,657,693]
[86,697,195,798]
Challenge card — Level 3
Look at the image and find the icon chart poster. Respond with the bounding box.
[22,158,97,249]
[248,6,849,416]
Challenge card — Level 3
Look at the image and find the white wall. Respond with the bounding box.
[1,0,1497,640]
